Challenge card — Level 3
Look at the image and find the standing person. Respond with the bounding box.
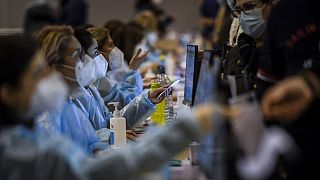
[59,0,88,27]
[134,0,174,36]
[197,0,221,48]
[256,0,320,179]
[223,0,277,95]
[23,1,58,36]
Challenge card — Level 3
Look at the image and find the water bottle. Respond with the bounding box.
[165,89,174,126]
[150,73,169,126]
[150,83,166,126]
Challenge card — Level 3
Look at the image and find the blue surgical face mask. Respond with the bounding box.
[239,6,266,39]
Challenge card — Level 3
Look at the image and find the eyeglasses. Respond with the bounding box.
[232,1,264,17]
[93,49,101,57]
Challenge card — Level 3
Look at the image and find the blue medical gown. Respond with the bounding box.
[0,125,87,180]
[120,89,156,128]
[73,85,111,131]
[1,106,204,180]
[94,69,143,109]
[37,99,108,154]
[77,85,156,130]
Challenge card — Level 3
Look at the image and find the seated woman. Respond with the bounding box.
[0,34,216,180]
[36,25,166,150]
[35,25,107,154]
[65,27,165,141]
[87,27,147,109]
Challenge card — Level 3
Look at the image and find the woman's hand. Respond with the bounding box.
[148,86,169,104]
[261,72,320,121]
[143,77,157,89]
[126,130,138,141]
[261,75,316,122]
[129,48,149,70]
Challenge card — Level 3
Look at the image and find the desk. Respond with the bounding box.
[171,161,207,180]
[134,125,207,180]
[171,148,207,180]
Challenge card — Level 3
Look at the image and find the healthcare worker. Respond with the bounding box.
[36,25,166,153]
[87,27,146,109]
[0,34,221,180]
[35,25,108,154]
[73,27,158,132]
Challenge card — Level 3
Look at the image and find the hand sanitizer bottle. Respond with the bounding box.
[108,102,126,146]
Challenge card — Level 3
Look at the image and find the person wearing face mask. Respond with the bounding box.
[87,27,147,109]
[0,34,85,180]
[236,1,269,39]
[71,28,110,132]
[223,0,276,96]
[0,34,226,180]
[255,0,320,179]
[133,10,162,65]
[73,27,166,142]
[35,25,108,154]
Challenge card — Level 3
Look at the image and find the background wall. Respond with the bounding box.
[0,0,201,32]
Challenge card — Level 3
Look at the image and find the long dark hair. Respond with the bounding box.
[73,27,94,54]
[0,35,39,126]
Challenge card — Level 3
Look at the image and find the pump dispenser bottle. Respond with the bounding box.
[108,102,126,146]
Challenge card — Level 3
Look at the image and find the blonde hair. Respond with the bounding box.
[35,25,74,66]
[87,27,110,51]
[134,10,157,31]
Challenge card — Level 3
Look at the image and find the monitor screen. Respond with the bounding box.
[184,45,198,105]
[193,51,228,179]
[193,50,220,105]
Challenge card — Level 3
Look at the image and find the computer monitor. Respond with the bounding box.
[183,45,201,106]
[194,50,229,179]
[193,50,220,105]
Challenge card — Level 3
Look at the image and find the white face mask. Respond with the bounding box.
[26,73,69,117]
[146,32,158,47]
[94,54,108,78]
[108,47,124,71]
[61,55,97,87]
[239,6,267,39]
[77,55,97,86]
